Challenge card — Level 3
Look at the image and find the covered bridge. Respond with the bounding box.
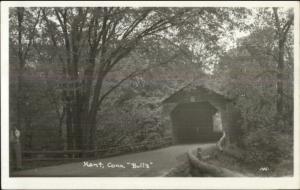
[162,81,241,144]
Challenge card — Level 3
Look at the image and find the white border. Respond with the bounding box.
[1,1,300,189]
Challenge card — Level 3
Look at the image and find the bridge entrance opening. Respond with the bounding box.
[170,101,222,143]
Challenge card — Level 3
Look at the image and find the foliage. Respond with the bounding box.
[8,7,295,176]
[9,7,249,154]
[215,8,293,167]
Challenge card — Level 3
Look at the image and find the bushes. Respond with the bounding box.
[96,90,167,150]
[218,57,293,168]
[218,41,294,167]
[243,129,282,165]
[239,108,293,167]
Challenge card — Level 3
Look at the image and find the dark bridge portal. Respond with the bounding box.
[171,102,222,143]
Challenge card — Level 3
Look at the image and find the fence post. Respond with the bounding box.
[14,129,22,169]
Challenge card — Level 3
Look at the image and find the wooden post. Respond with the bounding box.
[14,129,22,169]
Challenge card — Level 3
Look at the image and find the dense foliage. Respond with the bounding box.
[10,7,247,151]
[9,7,294,175]
[215,8,293,169]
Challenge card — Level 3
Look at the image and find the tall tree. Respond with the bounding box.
[272,8,294,115]
[9,8,41,137]
[214,8,294,163]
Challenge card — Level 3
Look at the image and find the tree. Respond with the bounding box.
[9,8,41,141]
[272,8,294,115]
[41,7,189,151]
[215,8,294,166]
[10,7,250,155]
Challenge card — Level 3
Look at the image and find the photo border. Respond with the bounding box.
[1,1,299,189]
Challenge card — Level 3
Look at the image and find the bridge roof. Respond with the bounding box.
[162,80,231,104]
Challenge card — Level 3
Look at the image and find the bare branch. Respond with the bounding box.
[97,53,179,107]
[272,7,281,32]
[24,9,41,59]
[282,16,294,39]
[17,7,25,66]
[122,8,152,39]
[42,8,66,65]
[55,8,72,74]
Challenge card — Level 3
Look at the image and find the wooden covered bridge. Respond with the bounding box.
[162,81,242,145]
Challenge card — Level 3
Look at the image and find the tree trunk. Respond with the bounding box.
[66,102,74,150]
[72,91,83,151]
[272,7,293,116]
[276,39,284,115]
[88,113,97,151]
[16,70,23,131]
[16,7,25,132]
[80,107,90,152]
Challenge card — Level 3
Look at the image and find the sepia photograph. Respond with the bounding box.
[1,1,300,189]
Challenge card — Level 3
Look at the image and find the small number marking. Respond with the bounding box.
[259,167,269,171]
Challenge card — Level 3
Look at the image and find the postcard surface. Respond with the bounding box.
[1,1,300,189]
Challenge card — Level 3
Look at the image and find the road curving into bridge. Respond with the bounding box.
[12,144,214,177]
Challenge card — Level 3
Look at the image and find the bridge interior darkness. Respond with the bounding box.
[171,101,222,143]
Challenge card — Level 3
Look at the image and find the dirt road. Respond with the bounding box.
[12,144,213,177]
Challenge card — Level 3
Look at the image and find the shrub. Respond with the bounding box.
[241,119,293,166]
